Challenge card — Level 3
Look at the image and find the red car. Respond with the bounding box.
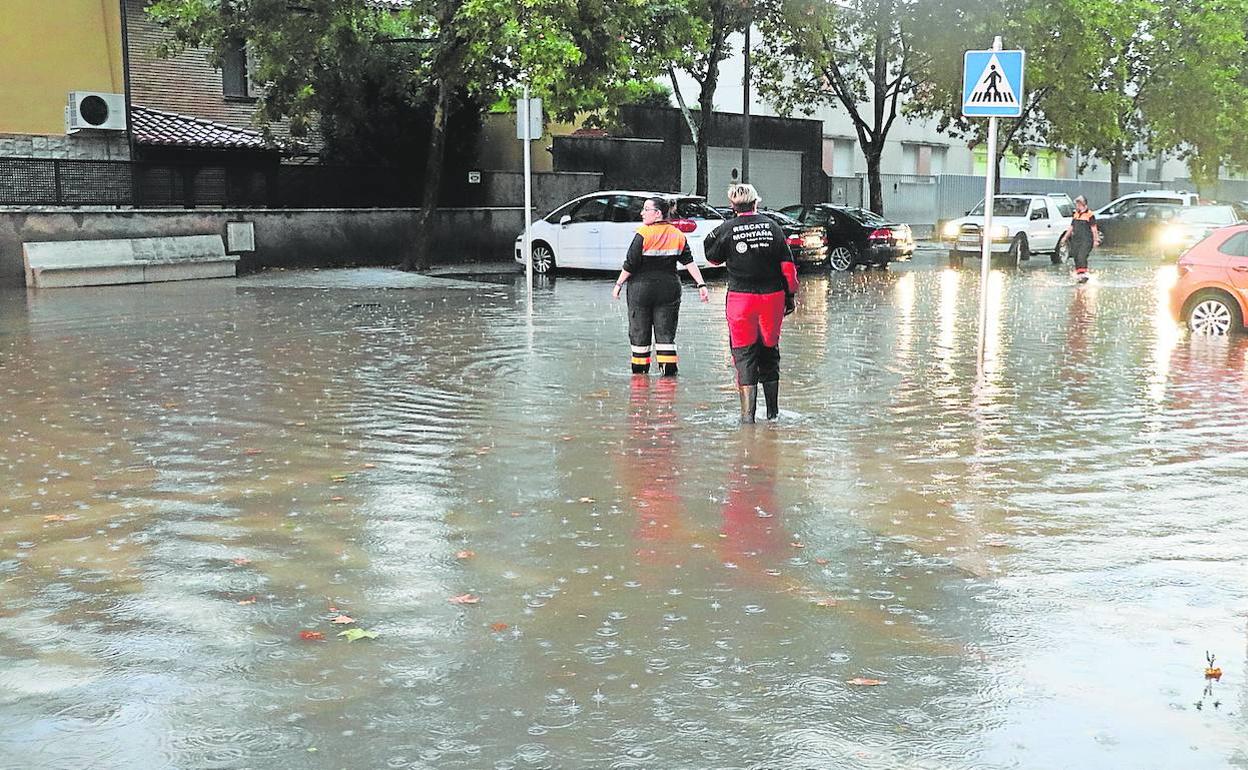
[1169,223,1248,335]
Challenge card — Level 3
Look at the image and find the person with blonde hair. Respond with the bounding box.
[703,183,799,423]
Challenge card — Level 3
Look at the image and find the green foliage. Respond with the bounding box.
[757,0,931,211]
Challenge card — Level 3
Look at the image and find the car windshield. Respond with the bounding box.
[1177,206,1237,225]
[835,207,886,226]
[968,197,1030,217]
[762,210,800,227]
[673,198,723,220]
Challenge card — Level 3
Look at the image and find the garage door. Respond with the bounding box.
[681,146,803,209]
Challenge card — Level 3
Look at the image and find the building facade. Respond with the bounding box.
[0,0,130,160]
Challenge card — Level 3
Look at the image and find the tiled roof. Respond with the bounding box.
[131,105,274,151]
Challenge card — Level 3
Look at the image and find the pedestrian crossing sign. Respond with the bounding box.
[962,49,1025,117]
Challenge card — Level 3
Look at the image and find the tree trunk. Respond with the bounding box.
[866,149,884,215]
[1109,151,1121,202]
[402,78,450,272]
[695,63,720,198]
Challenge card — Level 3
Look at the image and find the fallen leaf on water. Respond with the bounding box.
[764,569,782,576]
[237,596,257,605]
[330,474,348,483]
[242,448,263,456]
[509,511,522,518]
[578,497,595,504]
[299,631,325,641]
[338,628,379,642]
[455,550,476,560]
[490,622,510,632]
[294,421,307,427]
[814,598,838,607]
[330,615,355,624]
[43,514,76,523]
[846,678,886,686]
[361,463,377,469]
[163,402,178,409]
[330,496,345,502]
[449,594,480,605]
[814,558,830,566]
[790,542,805,548]
[231,557,252,566]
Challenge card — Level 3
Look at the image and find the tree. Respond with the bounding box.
[757,0,929,214]
[639,0,748,197]
[149,0,652,271]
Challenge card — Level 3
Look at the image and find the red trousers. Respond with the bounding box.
[726,291,786,385]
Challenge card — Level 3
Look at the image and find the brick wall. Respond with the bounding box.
[125,0,308,148]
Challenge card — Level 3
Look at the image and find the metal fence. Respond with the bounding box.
[0,157,421,209]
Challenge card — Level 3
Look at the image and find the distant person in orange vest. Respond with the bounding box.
[613,198,710,375]
[1059,195,1100,283]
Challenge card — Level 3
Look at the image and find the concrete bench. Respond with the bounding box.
[23,235,239,288]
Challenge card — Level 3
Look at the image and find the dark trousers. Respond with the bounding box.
[1069,240,1092,271]
[627,274,681,371]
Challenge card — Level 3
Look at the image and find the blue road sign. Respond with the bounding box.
[963,49,1025,118]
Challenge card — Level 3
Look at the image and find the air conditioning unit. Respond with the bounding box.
[65,92,127,133]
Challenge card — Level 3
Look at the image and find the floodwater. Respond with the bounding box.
[1,252,1246,769]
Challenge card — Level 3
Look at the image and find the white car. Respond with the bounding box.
[1096,189,1199,217]
[514,191,726,274]
[942,193,1074,265]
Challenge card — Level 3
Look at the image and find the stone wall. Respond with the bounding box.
[0,204,572,288]
[0,132,130,161]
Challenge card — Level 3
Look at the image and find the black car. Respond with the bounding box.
[1096,201,1180,247]
[778,204,915,270]
[758,208,828,265]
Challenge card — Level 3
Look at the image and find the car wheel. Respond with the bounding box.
[1051,240,1068,265]
[1007,234,1030,263]
[828,244,857,272]
[1185,291,1242,336]
[531,241,556,275]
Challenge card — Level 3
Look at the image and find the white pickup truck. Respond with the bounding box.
[942,193,1074,265]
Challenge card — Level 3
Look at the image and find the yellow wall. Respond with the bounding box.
[0,1,125,135]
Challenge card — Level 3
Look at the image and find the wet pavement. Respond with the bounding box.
[1,250,1246,769]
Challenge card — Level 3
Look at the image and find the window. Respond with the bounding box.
[902,143,946,175]
[569,196,609,223]
[1218,232,1248,257]
[222,41,252,98]
[608,195,644,223]
[1030,200,1050,220]
[822,137,855,176]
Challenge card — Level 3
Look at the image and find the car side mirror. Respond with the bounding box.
[559,215,572,226]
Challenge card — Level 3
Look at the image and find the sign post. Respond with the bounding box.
[518,90,542,305]
[963,37,1024,365]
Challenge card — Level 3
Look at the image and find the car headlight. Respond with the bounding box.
[1160,225,1186,245]
[942,222,961,238]
[992,225,1009,240]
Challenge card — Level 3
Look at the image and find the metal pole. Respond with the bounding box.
[742,15,751,183]
[522,84,534,305]
[976,36,1003,366]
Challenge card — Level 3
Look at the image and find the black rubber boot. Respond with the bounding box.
[661,362,678,376]
[762,380,779,420]
[631,362,650,374]
[738,385,757,424]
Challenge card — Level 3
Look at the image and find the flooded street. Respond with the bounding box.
[2,252,1246,769]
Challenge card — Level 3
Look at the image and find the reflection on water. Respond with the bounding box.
[1,257,1247,768]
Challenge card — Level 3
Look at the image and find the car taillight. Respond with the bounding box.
[670,218,697,233]
[785,234,803,247]
[868,228,893,240]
